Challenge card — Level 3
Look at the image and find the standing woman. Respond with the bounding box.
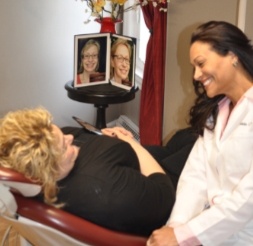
[147,21,253,245]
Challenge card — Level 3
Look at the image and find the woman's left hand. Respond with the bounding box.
[102,127,134,140]
[103,127,165,176]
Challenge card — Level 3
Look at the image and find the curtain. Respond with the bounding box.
[139,2,167,146]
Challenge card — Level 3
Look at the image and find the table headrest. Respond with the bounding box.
[0,167,41,197]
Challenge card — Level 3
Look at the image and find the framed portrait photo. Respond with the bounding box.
[73,33,136,91]
[110,34,136,90]
[74,33,110,88]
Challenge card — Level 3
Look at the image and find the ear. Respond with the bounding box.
[111,57,115,68]
[228,51,238,66]
[228,51,237,60]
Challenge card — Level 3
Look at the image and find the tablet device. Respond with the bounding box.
[72,116,103,135]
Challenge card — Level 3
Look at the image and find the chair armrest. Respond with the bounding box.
[15,194,147,246]
[1,167,147,246]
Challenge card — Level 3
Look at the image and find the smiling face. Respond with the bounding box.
[111,44,130,83]
[190,41,237,99]
[82,44,99,73]
[52,125,80,180]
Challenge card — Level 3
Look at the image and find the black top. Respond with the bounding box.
[145,128,198,189]
[57,127,175,236]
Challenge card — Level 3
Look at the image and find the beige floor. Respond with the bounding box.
[0,217,21,246]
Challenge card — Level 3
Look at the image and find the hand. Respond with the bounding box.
[103,127,165,176]
[146,226,178,246]
[101,127,134,140]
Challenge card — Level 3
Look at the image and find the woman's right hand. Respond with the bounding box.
[147,226,179,246]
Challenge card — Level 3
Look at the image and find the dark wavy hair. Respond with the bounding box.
[189,21,253,135]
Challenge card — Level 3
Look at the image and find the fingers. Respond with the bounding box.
[146,232,155,246]
[146,226,178,246]
[101,128,116,137]
[113,127,133,137]
[101,127,133,138]
[146,238,152,246]
[105,126,133,137]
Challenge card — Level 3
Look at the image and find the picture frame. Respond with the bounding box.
[74,33,110,88]
[74,33,136,91]
[109,34,136,90]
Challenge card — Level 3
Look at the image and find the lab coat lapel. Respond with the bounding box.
[221,99,249,141]
[214,98,230,145]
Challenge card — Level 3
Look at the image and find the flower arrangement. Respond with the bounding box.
[76,0,170,23]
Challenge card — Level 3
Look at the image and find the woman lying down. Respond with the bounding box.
[0,107,175,236]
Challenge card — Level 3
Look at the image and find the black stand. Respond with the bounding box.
[65,81,138,129]
[94,104,108,129]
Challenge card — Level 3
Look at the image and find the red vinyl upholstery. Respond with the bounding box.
[0,167,147,246]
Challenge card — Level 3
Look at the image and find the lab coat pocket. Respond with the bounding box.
[220,130,253,177]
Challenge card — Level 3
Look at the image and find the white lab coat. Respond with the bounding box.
[168,86,253,246]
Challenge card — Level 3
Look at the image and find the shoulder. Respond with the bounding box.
[76,74,82,84]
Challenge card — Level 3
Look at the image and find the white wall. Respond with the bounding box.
[0,0,120,127]
[163,0,240,143]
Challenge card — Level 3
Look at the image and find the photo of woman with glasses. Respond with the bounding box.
[110,38,134,88]
[75,38,106,86]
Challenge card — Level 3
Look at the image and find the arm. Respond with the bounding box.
[154,134,253,245]
[168,136,208,224]
[147,137,207,246]
[102,127,165,176]
[183,161,253,244]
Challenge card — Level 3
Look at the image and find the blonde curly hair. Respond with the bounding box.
[0,107,62,205]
